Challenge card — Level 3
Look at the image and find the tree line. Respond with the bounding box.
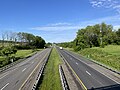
[57,23,120,51]
[0,31,46,49]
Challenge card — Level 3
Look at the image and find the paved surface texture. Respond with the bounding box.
[0,48,51,90]
[57,47,120,90]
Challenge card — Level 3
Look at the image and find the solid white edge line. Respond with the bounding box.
[65,50,120,84]
[0,83,9,90]
[0,73,9,80]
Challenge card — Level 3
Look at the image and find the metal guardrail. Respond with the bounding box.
[32,48,52,90]
[59,65,69,90]
[32,63,46,90]
[0,58,25,72]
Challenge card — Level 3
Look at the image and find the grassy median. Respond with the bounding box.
[39,48,62,90]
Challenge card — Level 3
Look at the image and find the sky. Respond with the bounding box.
[0,0,120,43]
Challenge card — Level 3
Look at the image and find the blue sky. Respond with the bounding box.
[0,0,120,43]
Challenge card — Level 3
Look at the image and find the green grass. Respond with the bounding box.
[79,45,120,71]
[0,49,41,67]
[92,45,120,56]
[65,47,74,51]
[65,45,120,71]
[39,48,62,90]
[15,50,34,58]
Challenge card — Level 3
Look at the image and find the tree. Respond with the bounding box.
[33,36,46,48]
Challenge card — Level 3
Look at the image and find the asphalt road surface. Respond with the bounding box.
[0,48,51,90]
[57,47,120,90]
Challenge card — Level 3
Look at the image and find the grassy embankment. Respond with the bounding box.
[39,48,62,90]
[0,49,42,67]
[66,45,120,71]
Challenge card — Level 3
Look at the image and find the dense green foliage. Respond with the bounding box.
[0,46,17,67]
[57,41,73,48]
[45,42,52,47]
[58,23,120,51]
[1,46,17,56]
[0,49,38,67]
[17,32,46,49]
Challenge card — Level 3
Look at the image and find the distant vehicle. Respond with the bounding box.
[59,47,63,50]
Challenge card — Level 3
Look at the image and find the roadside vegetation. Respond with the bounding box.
[57,23,120,71]
[39,48,62,90]
[0,49,39,67]
[79,45,120,71]
[0,31,46,68]
[65,45,120,71]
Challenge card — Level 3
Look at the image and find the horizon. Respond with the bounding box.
[0,0,120,43]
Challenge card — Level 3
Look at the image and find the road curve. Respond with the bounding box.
[57,47,120,90]
[0,48,51,90]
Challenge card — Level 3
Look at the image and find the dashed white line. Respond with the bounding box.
[13,68,17,71]
[22,68,26,72]
[0,73,9,79]
[0,83,9,90]
[86,71,91,76]
[76,62,78,65]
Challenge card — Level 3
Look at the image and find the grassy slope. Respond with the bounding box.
[39,48,62,90]
[0,49,41,67]
[15,50,34,58]
[92,45,120,56]
[66,45,120,71]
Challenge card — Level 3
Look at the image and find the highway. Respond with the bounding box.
[57,47,120,90]
[0,48,51,90]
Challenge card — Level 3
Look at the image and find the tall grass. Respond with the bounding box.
[79,45,120,71]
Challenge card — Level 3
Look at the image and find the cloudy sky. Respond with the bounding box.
[0,0,120,43]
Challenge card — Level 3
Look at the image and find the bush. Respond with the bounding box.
[14,45,32,50]
[1,46,17,56]
[74,46,81,51]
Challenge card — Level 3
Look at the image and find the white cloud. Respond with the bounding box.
[31,26,81,31]
[48,22,72,26]
[31,15,120,32]
[90,0,120,13]
[31,23,82,31]
[76,15,120,28]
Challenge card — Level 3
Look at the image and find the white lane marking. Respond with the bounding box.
[0,83,9,90]
[76,62,78,65]
[0,73,9,79]
[0,68,18,80]
[13,68,18,71]
[65,51,120,84]
[22,68,26,72]
[86,71,91,76]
